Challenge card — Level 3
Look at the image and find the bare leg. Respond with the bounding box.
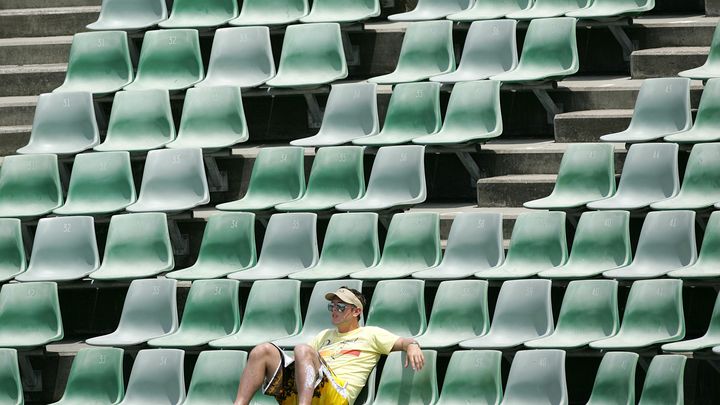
[294,344,322,405]
[234,342,281,405]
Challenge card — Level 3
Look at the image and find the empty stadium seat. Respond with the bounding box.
[159,0,237,28]
[50,347,125,405]
[600,78,692,142]
[0,154,62,218]
[491,17,578,83]
[523,143,616,209]
[124,29,204,91]
[475,211,567,279]
[525,280,619,349]
[460,279,553,349]
[372,350,438,405]
[118,349,185,405]
[87,0,167,30]
[335,145,427,211]
[290,82,379,147]
[228,213,318,280]
[126,148,210,213]
[567,0,655,19]
[0,219,26,282]
[388,0,472,20]
[166,212,257,280]
[590,279,685,350]
[53,151,137,215]
[273,279,363,347]
[290,213,379,281]
[679,23,720,80]
[507,0,585,19]
[0,349,23,405]
[587,143,679,210]
[209,280,302,348]
[229,0,308,25]
[436,350,502,405]
[86,279,179,346]
[668,211,720,279]
[216,147,305,211]
[413,212,504,279]
[300,0,380,23]
[665,79,720,143]
[354,82,441,146]
[637,355,686,405]
[366,279,427,337]
[539,211,632,279]
[15,216,99,282]
[0,282,63,348]
[500,350,568,405]
[18,92,99,155]
[54,31,133,94]
[662,290,720,352]
[351,212,441,279]
[603,211,696,279]
[194,27,275,89]
[415,280,490,348]
[165,86,248,150]
[90,213,174,280]
[368,21,455,84]
[276,146,365,211]
[585,352,638,405]
[265,23,347,88]
[148,280,241,347]
[651,143,720,209]
[448,0,530,20]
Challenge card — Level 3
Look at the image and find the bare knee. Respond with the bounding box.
[249,342,277,360]
[293,344,318,361]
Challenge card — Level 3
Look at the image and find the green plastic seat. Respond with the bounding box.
[366,279,427,337]
[276,146,365,211]
[195,27,275,89]
[590,279,685,350]
[53,151,137,215]
[351,212,441,280]
[126,148,210,213]
[416,280,490,349]
[209,280,302,349]
[652,143,720,209]
[300,0,380,23]
[585,352,638,405]
[0,282,63,349]
[603,211,696,279]
[273,279,363,347]
[490,17,578,83]
[663,290,720,352]
[524,144,616,209]
[354,82,441,146]
[600,78,692,143]
[118,349,185,405]
[0,349,22,405]
[665,79,720,143]
[15,216,99,282]
[216,147,305,211]
[159,0,237,28]
[507,0,587,19]
[388,0,472,20]
[228,213,318,280]
[290,83,380,147]
[182,350,255,405]
[448,0,530,20]
[86,279,179,346]
[415,80,503,145]
[167,213,257,280]
[637,355,686,405]
[500,350,568,405]
[567,0,654,19]
[54,31,133,94]
[587,143,679,210]
[679,24,720,80]
[475,211,567,280]
[0,219,26,282]
[669,211,720,279]
[436,350,502,405]
[265,23,347,88]
[539,211,632,279]
[87,0,167,30]
[369,21,455,84]
[94,89,175,152]
[124,29,204,91]
[373,350,438,405]
[229,0,308,26]
[50,347,125,405]
[0,154,62,218]
[165,86,248,150]
[290,213,379,281]
[461,280,553,349]
[90,213,174,280]
[525,280,619,349]
[148,280,241,348]
[335,145,427,211]
[413,212,503,280]
[18,92,99,155]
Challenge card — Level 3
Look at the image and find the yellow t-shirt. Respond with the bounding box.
[309,326,400,404]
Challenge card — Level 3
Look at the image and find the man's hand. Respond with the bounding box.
[404,343,424,371]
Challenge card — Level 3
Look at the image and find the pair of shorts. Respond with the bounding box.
[263,343,349,405]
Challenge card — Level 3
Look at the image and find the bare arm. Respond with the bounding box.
[391,337,425,371]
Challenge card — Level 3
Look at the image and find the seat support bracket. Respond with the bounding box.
[18,353,41,392]
[304,93,324,129]
[341,31,361,67]
[455,151,482,185]
[608,25,635,62]
[203,156,228,192]
[168,219,189,256]
[532,89,562,124]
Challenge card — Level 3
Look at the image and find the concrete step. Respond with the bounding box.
[0,63,65,96]
[0,7,98,38]
[0,125,30,155]
[631,46,709,79]
[631,16,718,48]
[477,174,556,208]
[0,36,72,65]
[0,0,99,9]
[0,95,37,126]
[554,109,633,143]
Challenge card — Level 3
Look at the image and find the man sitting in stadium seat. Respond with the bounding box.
[233,286,425,405]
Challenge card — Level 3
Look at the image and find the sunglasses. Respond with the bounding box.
[327,302,354,313]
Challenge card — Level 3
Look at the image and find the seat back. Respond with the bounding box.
[302,0,380,23]
[694,211,720,268]
[131,29,204,88]
[381,82,442,138]
[57,347,125,404]
[615,143,679,199]
[380,212,441,268]
[701,291,720,337]
[0,219,25,281]
[632,211,697,268]
[98,89,175,151]
[364,145,426,204]
[304,146,365,201]
[490,280,553,338]
[201,26,275,87]
[244,147,305,202]
[0,282,63,345]
[688,78,720,131]
[317,213,380,268]
[504,211,568,267]
[517,17,578,74]
[438,80,502,140]
[441,212,504,271]
[59,151,136,212]
[555,280,619,339]
[437,350,502,405]
[193,212,257,271]
[458,20,518,74]
[552,143,616,199]
[676,143,720,196]
[366,279,426,337]
[637,355,686,405]
[0,349,23,405]
[184,350,247,404]
[235,0,308,22]
[307,82,379,144]
[60,31,133,91]
[424,280,490,338]
[373,350,438,405]
[123,349,185,404]
[256,213,318,269]
[178,280,241,336]
[274,23,346,78]
[163,0,237,25]
[586,352,638,405]
[115,279,179,337]
[172,86,248,148]
[627,78,692,134]
[501,350,567,405]
[565,211,632,269]
[393,21,455,75]
[241,280,302,337]
[620,279,684,341]
[0,154,62,217]
[88,0,167,29]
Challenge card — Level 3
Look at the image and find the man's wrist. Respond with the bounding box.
[405,340,420,350]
